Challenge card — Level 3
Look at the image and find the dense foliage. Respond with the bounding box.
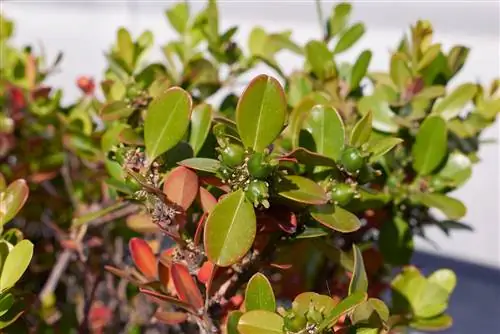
[1,1,499,333]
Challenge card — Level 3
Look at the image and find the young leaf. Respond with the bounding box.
[178,158,220,173]
[198,187,217,213]
[293,292,337,316]
[333,23,365,54]
[431,83,477,120]
[318,291,367,331]
[163,166,199,211]
[412,116,447,175]
[310,205,361,233]
[428,269,456,294]
[417,44,442,71]
[129,238,157,279]
[379,216,414,265]
[236,75,286,152]
[437,152,472,186]
[350,110,372,147]
[0,179,29,226]
[351,298,389,325]
[287,73,313,107]
[305,41,336,79]
[358,95,399,133]
[117,28,134,69]
[277,175,328,205]
[329,3,352,37]
[390,53,412,89]
[410,314,452,331]
[289,93,330,148]
[367,137,403,163]
[144,87,192,163]
[304,105,345,160]
[204,189,256,267]
[165,2,189,34]
[349,244,368,294]
[237,310,284,334]
[244,273,276,312]
[170,262,204,310]
[158,260,170,288]
[413,193,466,220]
[0,239,33,291]
[189,103,213,156]
[227,311,243,334]
[350,50,372,91]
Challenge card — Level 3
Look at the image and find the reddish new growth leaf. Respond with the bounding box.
[163,166,199,211]
[158,259,170,288]
[198,187,217,213]
[129,238,157,279]
[194,212,208,246]
[171,262,204,310]
[200,176,231,192]
[197,261,215,286]
[77,76,95,95]
[154,310,188,325]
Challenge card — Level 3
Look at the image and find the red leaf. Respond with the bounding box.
[198,187,217,213]
[139,288,194,312]
[129,238,157,279]
[163,166,199,211]
[197,261,215,285]
[154,310,188,325]
[193,212,207,246]
[158,259,169,287]
[200,176,230,192]
[171,262,204,310]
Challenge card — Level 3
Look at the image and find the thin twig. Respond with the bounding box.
[79,273,102,334]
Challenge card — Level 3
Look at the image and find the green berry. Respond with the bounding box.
[220,143,245,167]
[341,147,365,173]
[247,152,273,179]
[331,183,355,206]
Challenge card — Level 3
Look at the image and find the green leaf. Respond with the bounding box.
[428,269,456,294]
[329,3,352,37]
[379,216,414,266]
[0,240,33,291]
[284,148,337,167]
[350,110,372,147]
[410,314,452,331]
[189,103,213,156]
[237,310,283,334]
[293,292,337,316]
[414,85,446,100]
[227,311,243,334]
[245,273,276,312]
[303,105,345,160]
[119,127,144,146]
[0,308,23,330]
[412,116,447,175]
[447,45,469,78]
[437,152,472,186]
[305,41,335,79]
[277,175,328,205]
[390,53,411,88]
[296,227,329,239]
[117,28,134,68]
[248,27,267,57]
[417,44,442,71]
[236,75,286,152]
[178,158,220,173]
[72,202,126,227]
[358,95,399,133]
[367,137,403,163]
[349,244,368,294]
[310,205,361,233]
[144,87,193,162]
[289,93,329,148]
[318,291,367,331]
[287,73,313,107]
[350,50,372,91]
[414,193,466,220]
[351,298,389,325]
[0,174,5,192]
[431,83,477,120]
[0,180,29,226]
[204,190,256,267]
[333,23,365,54]
[166,3,189,34]
[0,293,13,317]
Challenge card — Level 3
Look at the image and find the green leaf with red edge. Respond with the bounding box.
[139,288,194,312]
[144,87,193,162]
[318,291,367,331]
[277,175,328,205]
[236,75,286,152]
[244,273,276,312]
[204,189,256,267]
[189,103,213,156]
[237,310,284,334]
[129,238,157,279]
[410,314,453,331]
[310,205,361,233]
[154,310,188,325]
[198,187,217,213]
[170,262,204,310]
[227,311,243,334]
[163,166,199,211]
[349,244,368,294]
[304,105,345,160]
[412,116,447,175]
[179,158,220,173]
[0,179,29,226]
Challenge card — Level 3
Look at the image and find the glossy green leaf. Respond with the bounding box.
[165,3,189,34]
[414,193,466,220]
[318,291,367,331]
[0,293,13,317]
[437,152,472,186]
[351,298,389,325]
[329,3,352,37]
[310,205,361,233]
[0,239,33,291]
[432,83,477,120]
[358,95,399,133]
[227,311,243,334]
[277,175,328,205]
[0,308,24,330]
[417,44,442,71]
[245,273,276,312]
[390,53,411,88]
[410,314,452,331]
[0,180,29,226]
[305,41,335,79]
[412,116,447,175]
[178,158,220,173]
[204,190,256,267]
[428,269,456,294]
[236,75,286,152]
[144,87,192,162]
[237,310,283,334]
[289,93,329,148]
[350,110,372,147]
[350,50,372,91]
[284,147,337,167]
[367,137,403,163]
[349,244,368,294]
[189,103,213,156]
[379,216,414,265]
[304,105,345,160]
[333,23,365,54]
